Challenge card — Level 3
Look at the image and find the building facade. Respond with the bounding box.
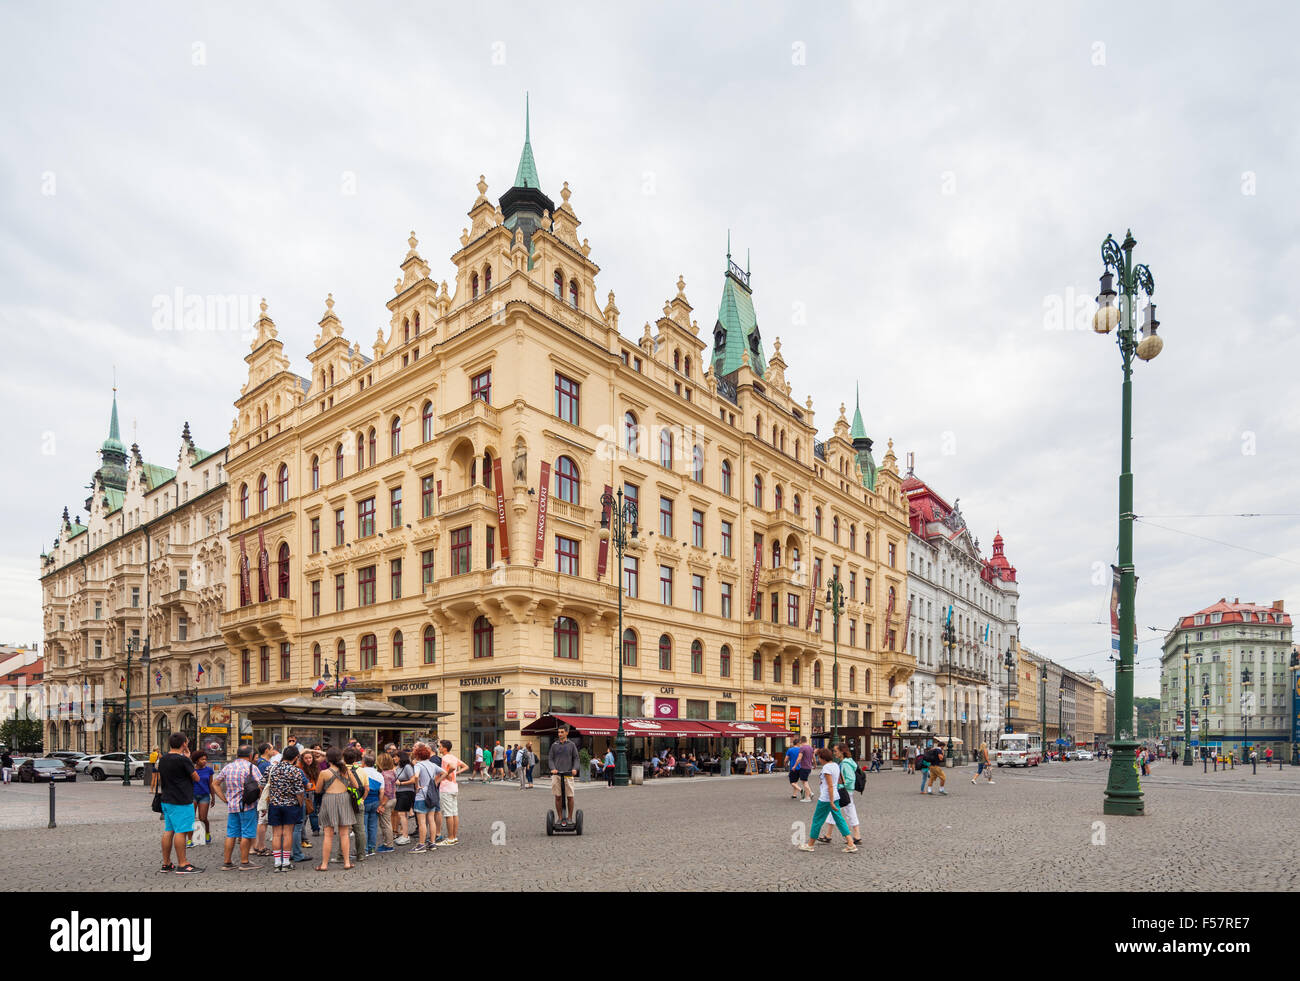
[901,462,1019,756]
[1160,598,1292,759]
[40,397,230,756]
[219,118,916,759]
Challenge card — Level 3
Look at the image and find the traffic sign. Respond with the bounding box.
[1004,724,1013,733]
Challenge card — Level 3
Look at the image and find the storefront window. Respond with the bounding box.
[715,701,736,721]
[686,699,708,720]
[540,690,593,715]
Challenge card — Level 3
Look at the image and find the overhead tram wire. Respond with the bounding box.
[1134,518,1300,568]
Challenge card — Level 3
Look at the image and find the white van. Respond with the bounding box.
[996,732,1042,767]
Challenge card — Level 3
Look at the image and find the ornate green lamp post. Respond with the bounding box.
[1182,639,1193,765]
[1241,667,1251,759]
[1003,645,1015,734]
[1291,650,1299,766]
[1040,663,1047,762]
[825,572,847,745]
[941,606,956,761]
[1093,230,1162,815]
[122,635,137,787]
[600,487,638,787]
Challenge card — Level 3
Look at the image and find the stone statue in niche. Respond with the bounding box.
[512,443,528,483]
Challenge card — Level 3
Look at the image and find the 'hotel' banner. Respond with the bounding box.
[257,527,271,601]
[238,534,250,606]
[533,460,551,565]
[596,484,612,580]
[492,457,510,563]
[748,544,761,616]
[901,597,913,654]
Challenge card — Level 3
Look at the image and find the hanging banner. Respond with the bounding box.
[770,706,786,727]
[492,457,510,563]
[533,460,551,565]
[805,586,815,630]
[257,527,271,601]
[596,484,612,580]
[748,544,761,616]
[788,706,802,734]
[238,534,250,606]
[885,585,895,623]
[436,479,442,498]
[752,704,767,723]
[901,596,913,654]
[1110,565,1121,653]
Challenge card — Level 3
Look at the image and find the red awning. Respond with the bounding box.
[520,714,719,738]
[704,721,795,738]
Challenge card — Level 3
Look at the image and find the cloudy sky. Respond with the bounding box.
[5,1,1298,696]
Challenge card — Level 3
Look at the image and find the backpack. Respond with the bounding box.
[854,763,867,793]
[420,760,442,807]
[240,761,262,807]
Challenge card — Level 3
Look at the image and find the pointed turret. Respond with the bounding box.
[97,388,128,492]
[710,237,765,378]
[850,382,877,491]
[500,93,555,253]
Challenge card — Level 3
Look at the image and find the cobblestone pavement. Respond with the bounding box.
[2,759,1296,891]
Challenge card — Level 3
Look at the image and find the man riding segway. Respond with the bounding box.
[548,726,581,833]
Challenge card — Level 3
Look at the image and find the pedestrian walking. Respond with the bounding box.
[306,743,324,837]
[482,744,494,783]
[2,750,13,784]
[473,743,485,781]
[336,747,368,861]
[792,737,815,801]
[922,744,947,794]
[313,746,356,871]
[290,749,316,863]
[361,752,384,857]
[212,744,262,871]
[251,742,275,858]
[817,745,862,847]
[604,746,616,787]
[190,749,214,845]
[393,750,416,844]
[265,744,305,873]
[784,741,802,797]
[798,747,855,853]
[437,739,467,845]
[869,748,883,773]
[376,752,397,853]
[157,733,202,874]
[411,742,443,852]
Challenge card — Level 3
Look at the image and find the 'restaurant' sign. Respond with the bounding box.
[459,675,502,688]
[534,460,551,565]
[493,457,510,562]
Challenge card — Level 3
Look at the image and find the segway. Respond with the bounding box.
[546,770,583,836]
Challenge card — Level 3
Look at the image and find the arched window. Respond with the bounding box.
[421,401,433,443]
[360,633,377,670]
[257,474,268,512]
[721,460,733,496]
[239,483,249,520]
[336,638,346,671]
[483,452,493,489]
[755,414,762,438]
[312,643,321,676]
[774,484,783,511]
[621,628,637,667]
[832,516,840,544]
[771,541,781,568]
[772,424,778,446]
[328,365,334,386]
[471,272,479,300]
[390,416,401,456]
[310,456,319,491]
[752,652,762,682]
[864,669,871,695]
[483,264,492,292]
[554,269,563,298]
[814,506,822,535]
[792,659,801,685]
[555,456,580,503]
[660,429,673,469]
[423,625,436,664]
[277,464,289,503]
[691,640,703,674]
[473,616,494,658]
[403,318,410,344]
[673,350,681,372]
[554,617,580,660]
[791,545,799,568]
[368,428,376,466]
[849,524,856,551]
[691,445,703,483]
[658,635,672,671]
[624,412,639,455]
[753,474,763,508]
[413,311,420,336]
[720,645,731,678]
[780,430,786,453]
[392,630,404,668]
[773,655,782,684]
[793,494,801,516]
[684,356,691,378]
[849,666,856,692]
[569,279,578,308]
[335,443,344,480]
[888,585,896,611]
[277,543,289,599]
[794,439,800,460]
[357,433,366,469]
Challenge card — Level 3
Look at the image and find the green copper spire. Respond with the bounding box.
[710,240,765,378]
[103,388,124,454]
[513,92,540,190]
[850,382,867,441]
[97,386,128,492]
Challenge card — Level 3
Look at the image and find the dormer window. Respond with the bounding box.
[714,325,725,350]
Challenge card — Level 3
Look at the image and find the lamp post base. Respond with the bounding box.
[1102,740,1145,816]
[613,734,629,787]
[1182,747,1193,766]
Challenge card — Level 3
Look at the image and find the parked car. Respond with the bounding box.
[45,751,90,769]
[19,758,77,782]
[1074,750,1094,760]
[78,752,148,781]
[9,756,33,774]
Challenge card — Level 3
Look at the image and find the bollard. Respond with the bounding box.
[1252,760,1257,774]
[48,780,56,829]
[1203,756,1207,773]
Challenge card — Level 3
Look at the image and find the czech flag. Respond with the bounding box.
[119,677,125,691]
[196,664,205,681]
[154,669,163,686]
[313,679,326,694]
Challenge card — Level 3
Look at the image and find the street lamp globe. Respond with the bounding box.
[1093,271,1120,333]
[1136,303,1163,361]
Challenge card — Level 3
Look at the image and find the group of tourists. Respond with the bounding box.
[472,741,538,785]
[152,732,478,875]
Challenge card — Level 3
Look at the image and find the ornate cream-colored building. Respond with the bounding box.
[40,397,230,756]
[215,115,916,756]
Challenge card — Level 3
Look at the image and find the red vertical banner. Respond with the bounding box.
[805,585,816,630]
[257,527,271,602]
[534,460,551,566]
[901,597,913,654]
[748,544,761,616]
[492,458,510,563]
[596,484,612,580]
[436,479,442,499]
[238,534,250,606]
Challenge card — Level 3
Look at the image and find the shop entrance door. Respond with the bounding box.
[462,690,504,761]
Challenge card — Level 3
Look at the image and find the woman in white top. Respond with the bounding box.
[798,747,855,853]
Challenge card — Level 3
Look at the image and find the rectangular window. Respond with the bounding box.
[814,610,822,634]
[358,566,377,606]
[310,517,320,553]
[451,527,472,575]
[335,574,345,612]
[94,601,102,619]
[770,591,779,624]
[259,646,270,683]
[659,496,673,537]
[335,509,345,546]
[390,558,402,599]
[716,701,736,721]
[888,542,896,567]
[178,615,188,641]
[849,571,856,600]
[358,497,376,538]
[849,620,857,647]
[471,369,492,405]
[421,476,436,517]
[660,566,673,605]
[720,520,732,557]
[280,642,290,681]
[390,487,402,527]
[311,580,320,617]
[864,577,872,605]
[623,555,639,598]
[692,574,704,612]
[486,526,495,569]
[554,372,580,424]
[721,582,733,619]
[241,650,250,685]
[422,549,436,586]
[787,593,799,626]
[692,509,704,548]
[178,570,188,591]
[131,587,140,608]
[556,535,580,576]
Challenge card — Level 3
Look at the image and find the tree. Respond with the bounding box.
[0,717,44,752]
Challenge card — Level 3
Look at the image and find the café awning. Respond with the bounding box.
[520,714,718,738]
[705,720,794,738]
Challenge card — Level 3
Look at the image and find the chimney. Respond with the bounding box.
[1274,600,1285,612]
[1233,597,1239,605]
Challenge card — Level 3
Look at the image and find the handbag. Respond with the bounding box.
[838,786,851,807]
[151,791,163,813]
[240,761,262,807]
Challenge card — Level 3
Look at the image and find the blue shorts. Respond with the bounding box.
[226,809,258,839]
[413,797,439,814]
[194,794,210,804]
[267,803,303,827]
[161,802,195,835]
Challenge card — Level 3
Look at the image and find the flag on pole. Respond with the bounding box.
[313,679,326,694]
[196,663,205,681]
[119,677,125,691]
[154,669,163,686]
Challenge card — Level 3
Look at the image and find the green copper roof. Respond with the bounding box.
[711,254,765,378]
[103,488,125,513]
[141,463,176,489]
[850,383,867,441]
[102,391,125,454]
[513,93,539,189]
